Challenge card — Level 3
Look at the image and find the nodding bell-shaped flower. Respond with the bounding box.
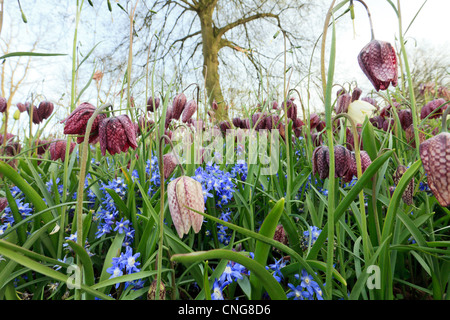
[347,99,377,125]
[37,101,54,121]
[313,145,372,182]
[419,132,450,207]
[358,40,398,91]
[99,114,138,156]
[312,146,330,180]
[163,152,179,179]
[420,98,447,120]
[181,100,197,123]
[49,140,76,162]
[171,93,187,121]
[168,176,204,238]
[26,104,41,124]
[16,102,27,113]
[393,164,414,206]
[62,102,106,144]
[146,96,160,112]
[0,97,6,113]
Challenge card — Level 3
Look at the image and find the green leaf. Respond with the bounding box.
[0,240,113,300]
[250,198,285,299]
[172,249,287,300]
[0,52,66,60]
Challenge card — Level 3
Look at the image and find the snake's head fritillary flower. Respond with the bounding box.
[393,164,414,206]
[26,103,41,124]
[358,40,398,91]
[171,93,187,121]
[342,150,372,183]
[232,117,242,128]
[0,197,8,213]
[335,92,351,114]
[312,146,329,180]
[398,109,413,131]
[181,100,197,123]
[146,96,160,112]
[0,97,7,113]
[163,152,179,180]
[168,176,204,238]
[16,102,27,113]
[49,140,76,162]
[62,102,106,144]
[420,98,447,120]
[219,120,232,134]
[37,101,54,121]
[273,224,289,246]
[147,279,166,300]
[419,132,450,207]
[99,115,138,156]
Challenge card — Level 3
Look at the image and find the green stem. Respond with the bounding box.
[396,0,420,159]
[73,103,110,299]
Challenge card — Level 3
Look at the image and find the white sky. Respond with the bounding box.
[1,0,449,130]
[331,0,450,95]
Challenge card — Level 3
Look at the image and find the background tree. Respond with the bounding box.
[101,0,314,122]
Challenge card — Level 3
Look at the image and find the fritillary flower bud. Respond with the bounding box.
[99,115,138,156]
[393,164,414,205]
[146,96,160,112]
[0,97,6,113]
[212,100,219,111]
[358,40,398,91]
[168,176,204,238]
[172,93,187,121]
[147,279,166,300]
[419,132,450,207]
[62,102,106,144]
[181,100,197,123]
[273,224,289,246]
[49,140,76,162]
[420,98,447,120]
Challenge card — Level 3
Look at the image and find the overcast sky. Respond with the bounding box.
[1,0,449,136]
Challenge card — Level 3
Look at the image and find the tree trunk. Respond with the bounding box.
[198,4,229,122]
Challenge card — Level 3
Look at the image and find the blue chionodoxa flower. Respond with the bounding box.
[106,246,141,289]
[211,278,230,300]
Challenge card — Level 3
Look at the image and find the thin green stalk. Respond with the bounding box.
[396,0,420,158]
[155,135,184,300]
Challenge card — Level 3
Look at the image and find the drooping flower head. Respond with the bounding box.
[62,102,106,144]
[99,114,138,156]
[167,176,204,238]
[49,140,76,162]
[419,132,450,207]
[358,40,398,91]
